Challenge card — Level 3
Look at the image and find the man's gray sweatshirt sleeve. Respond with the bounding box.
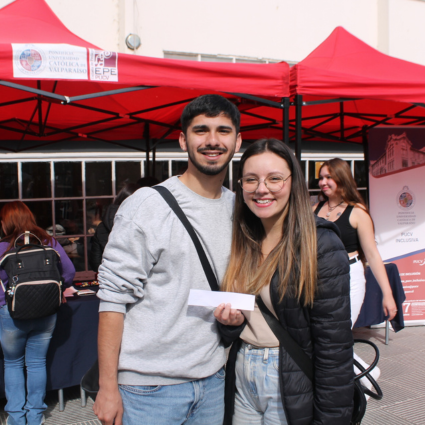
[97,208,156,314]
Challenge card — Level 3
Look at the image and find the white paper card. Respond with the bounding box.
[77,289,96,296]
[63,287,78,298]
[188,289,255,311]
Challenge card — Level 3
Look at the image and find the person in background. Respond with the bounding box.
[0,201,75,425]
[313,158,397,387]
[89,182,140,272]
[313,158,397,325]
[216,139,353,424]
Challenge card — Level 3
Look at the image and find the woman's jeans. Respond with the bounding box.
[233,342,288,425]
[0,304,57,425]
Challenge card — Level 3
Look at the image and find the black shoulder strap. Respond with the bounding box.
[257,295,314,382]
[313,201,326,215]
[153,185,219,292]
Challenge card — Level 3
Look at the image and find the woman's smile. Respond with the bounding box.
[253,198,275,207]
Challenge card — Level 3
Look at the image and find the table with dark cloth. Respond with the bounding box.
[0,294,99,398]
[354,263,406,332]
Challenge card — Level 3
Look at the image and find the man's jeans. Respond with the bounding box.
[119,367,225,425]
[0,304,56,425]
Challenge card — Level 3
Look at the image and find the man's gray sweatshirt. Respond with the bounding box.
[97,176,234,385]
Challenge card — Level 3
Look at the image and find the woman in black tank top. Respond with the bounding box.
[313,158,398,395]
[313,158,397,324]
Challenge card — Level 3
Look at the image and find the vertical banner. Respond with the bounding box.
[369,127,425,324]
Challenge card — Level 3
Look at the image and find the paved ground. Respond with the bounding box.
[353,325,425,425]
[0,325,424,424]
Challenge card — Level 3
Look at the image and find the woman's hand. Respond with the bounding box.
[214,303,245,326]
[383,294,397,321]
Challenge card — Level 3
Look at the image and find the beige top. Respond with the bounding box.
[240,284,279,347]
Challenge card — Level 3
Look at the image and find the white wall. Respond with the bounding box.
[122,0,381,62]
[388,0,425,65]
[2,0,425,65]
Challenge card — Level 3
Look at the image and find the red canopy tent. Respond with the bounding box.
[289,27,425,159]
[0,0,290,154]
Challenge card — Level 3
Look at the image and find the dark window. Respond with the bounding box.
[308,161,323,190]
[55,200,84,236]
[300,161,306,178]
[0,163,18,199]
[25,201,53,232]
[86,162,112,196]
[223,169,230,189]
[22,162,51,199]
[151,161,169,183]
[172,161,188,176]
[115,162,141,193]
[55,162,82,198]
[358,189,369,207]
[354,161,367,188]
[232,161,241,184]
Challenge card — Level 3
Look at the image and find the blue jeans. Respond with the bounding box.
[118,367,225,425]
[0,304,57,425]
[233,342,288,425]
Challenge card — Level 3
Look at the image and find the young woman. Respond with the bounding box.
[215,139,353,425]
[0,201,75,425]
[313,158,397,326]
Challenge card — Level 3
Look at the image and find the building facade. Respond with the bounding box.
[371,132,425,177]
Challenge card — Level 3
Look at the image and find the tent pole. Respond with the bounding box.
[362,126,370,207]
[295,95,303,162]
[340,102,344,141]
[153,142,156,178]
[144,123,150,177]
[282,97,290,145]
[37,81,43,136]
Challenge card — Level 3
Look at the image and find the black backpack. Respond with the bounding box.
[0,231,63,320]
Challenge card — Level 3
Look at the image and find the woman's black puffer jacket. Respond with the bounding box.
[221,216,354,425]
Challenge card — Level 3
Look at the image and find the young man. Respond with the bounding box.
[94,94,244,425]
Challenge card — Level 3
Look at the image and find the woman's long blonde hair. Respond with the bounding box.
[221,139,317,306]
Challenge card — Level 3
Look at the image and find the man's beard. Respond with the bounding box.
[187,146,234,176]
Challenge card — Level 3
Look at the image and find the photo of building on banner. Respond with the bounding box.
[369,127,425,325]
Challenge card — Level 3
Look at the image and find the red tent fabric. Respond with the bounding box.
[0,0,290,146]
[291,26,425,103]
[289,27,425,144]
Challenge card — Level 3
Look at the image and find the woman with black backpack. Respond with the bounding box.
[0,201,75,425]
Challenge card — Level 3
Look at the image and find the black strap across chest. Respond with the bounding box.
[153,185,220,292]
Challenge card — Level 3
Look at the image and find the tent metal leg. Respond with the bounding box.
[295,95,303,162]
[385,320,390,345]
[58,389,64,411]
[282,97,290,145]
[81,386,87,407]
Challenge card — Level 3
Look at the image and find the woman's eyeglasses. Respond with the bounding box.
[238,174,291,193]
